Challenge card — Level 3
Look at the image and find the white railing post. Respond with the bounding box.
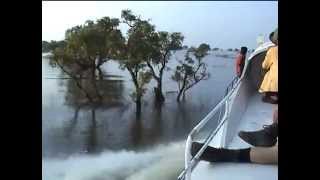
[185,136,192,180]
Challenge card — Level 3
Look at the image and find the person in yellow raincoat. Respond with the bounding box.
[259,29,278,104]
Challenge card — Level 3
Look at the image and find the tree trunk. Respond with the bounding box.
[155,79,165,102]
[97,66,103,80]
[133,75,142,118]
[176,73,188,102]
[136,95,142,119]
[87,108,97,153]
[146,61,165,103]
[177,89,183,102]
[90,59,102,103]
[91,62,96,80]
[127,67,143,117]
[182,90,186,100]
[93,80,103,102]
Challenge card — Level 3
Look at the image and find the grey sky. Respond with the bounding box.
[42,1,278,49]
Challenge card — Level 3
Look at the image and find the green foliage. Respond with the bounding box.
[47,8,211,105]
[118,9,161,102]
[50,16,124,76]
[199,43,211,51]
[172,44,211,101]
[122,10,185,102]
[127,70,153,102]
[48,16,126,106]
[65,17,123,61]
[121,9,137,23]
[190,43,210,59]
[144,29,184,102]
[158,32,184,57]
[138,71,153,87]
[172,69,183,82]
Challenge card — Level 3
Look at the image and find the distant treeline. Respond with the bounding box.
[42,41,253,53]
[42,40,66,53]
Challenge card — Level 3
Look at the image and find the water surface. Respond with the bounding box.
[42,50,237,180]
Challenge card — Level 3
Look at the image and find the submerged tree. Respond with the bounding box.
[200,43,210,51]
[51,44,97,102]
[120,9,184,103]
[50,16,124,104]
[63,17,123,79]
[172,43,211,102]
[146,31,184,102]
[118,9,157,116]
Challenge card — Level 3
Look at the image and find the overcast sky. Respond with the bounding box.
[42,1,278,49]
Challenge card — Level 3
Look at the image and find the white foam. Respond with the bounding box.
[43,141,185,180]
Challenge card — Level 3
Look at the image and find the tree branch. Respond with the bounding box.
[122,20,134,28]
[161,50,169,67]
[54,59,93,102]
[185,74,206,92]
[193,62,205,81]
[184,61,207,92]
[146,61,160,81]
[127,66,139,89]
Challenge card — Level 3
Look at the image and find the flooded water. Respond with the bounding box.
[42,50,237,180]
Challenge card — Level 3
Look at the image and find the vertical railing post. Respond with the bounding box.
[185,136,193,180]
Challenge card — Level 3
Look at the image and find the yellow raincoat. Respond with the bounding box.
[259,46,278,93]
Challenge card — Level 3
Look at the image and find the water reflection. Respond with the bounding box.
[63,69,125,108]
[86,108,97,153]
[130,114,143,149]
[59,67,127,155]
[129,103,165,150]
[63,105,81,139]
[150,103,163,143]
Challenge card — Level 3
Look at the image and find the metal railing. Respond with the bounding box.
[178,76,241,180]
[224,76,239,97]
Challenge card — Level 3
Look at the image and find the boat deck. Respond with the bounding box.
[191,93,278,180]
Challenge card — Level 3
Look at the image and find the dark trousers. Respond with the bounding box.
[266,92,278,98]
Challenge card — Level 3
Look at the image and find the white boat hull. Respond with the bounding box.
[180,42,278,180]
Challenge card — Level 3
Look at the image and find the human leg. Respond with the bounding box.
[191,142,278,164]
[238,109,278,147]
[250,141,278,164]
